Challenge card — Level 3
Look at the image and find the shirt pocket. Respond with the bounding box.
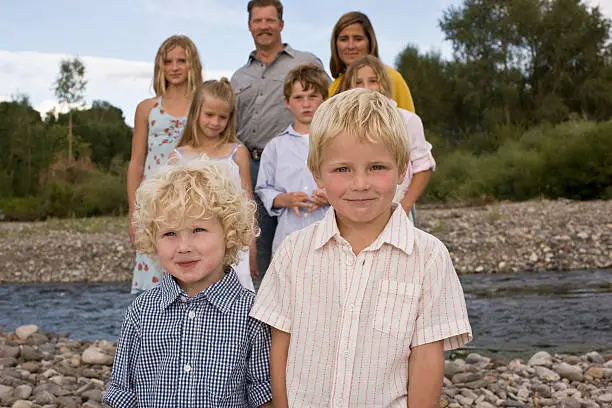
[373,280,420,339]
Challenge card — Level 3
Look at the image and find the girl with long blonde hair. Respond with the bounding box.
[129,35,203,294]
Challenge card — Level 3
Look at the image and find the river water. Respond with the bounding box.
[1,269,611,359]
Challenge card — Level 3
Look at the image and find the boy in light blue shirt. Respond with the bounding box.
[255,64,330,254]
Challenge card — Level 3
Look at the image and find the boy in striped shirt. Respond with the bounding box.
[251,88,472,407]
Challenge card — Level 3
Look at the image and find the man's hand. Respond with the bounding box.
[273,192,316,216]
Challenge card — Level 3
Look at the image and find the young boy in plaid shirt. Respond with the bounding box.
[104,160,272,407]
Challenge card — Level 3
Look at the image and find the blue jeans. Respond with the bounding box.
[250,159,277,279]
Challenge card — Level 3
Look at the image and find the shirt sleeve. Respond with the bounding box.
[411,237,472,350]
[246,319,272,407]
[249,237,294,332]
[255,142,285,217]
[388,67,416,113]
[404,112,436,173]
[103,304,140,408]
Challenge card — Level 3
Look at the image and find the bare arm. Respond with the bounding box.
[234,145,259,277]
[234,145,254,199]
[400,170,432,212]
[127,99,154,244]
[407,340,444,408]
[270,327,290,408]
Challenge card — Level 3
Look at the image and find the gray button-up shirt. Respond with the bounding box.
[231,44,326,151]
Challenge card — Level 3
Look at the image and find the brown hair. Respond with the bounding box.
[247,0,283,21]
[177,78,237,148]
[330,11,379,79]
[283,64,329,101]
[338,55,393,98]
[153,35,203,96]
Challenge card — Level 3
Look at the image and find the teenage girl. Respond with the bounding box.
[129,35,203,294]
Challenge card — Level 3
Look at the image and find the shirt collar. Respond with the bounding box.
[158,268,243,313]
[248,43,294,64]
[313,204,414,255]
[283,124,306,138]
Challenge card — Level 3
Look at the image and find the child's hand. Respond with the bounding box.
[310,189,328,212]
[274,192,316,217]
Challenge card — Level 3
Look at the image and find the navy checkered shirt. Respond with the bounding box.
[103,269,272,407]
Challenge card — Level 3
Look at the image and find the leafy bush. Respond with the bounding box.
[0,196,45,221]
[423,120,612,203]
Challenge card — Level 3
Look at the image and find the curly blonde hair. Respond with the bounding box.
[133,159,257,267]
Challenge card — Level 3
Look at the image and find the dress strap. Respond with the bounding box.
[174,147,185,159]
[230,143,240,161]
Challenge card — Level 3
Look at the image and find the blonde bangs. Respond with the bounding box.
[308,88,409,179]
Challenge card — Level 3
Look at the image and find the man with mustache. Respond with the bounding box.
[232,0,327,279]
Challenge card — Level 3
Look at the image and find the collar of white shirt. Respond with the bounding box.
[313,204,415,254]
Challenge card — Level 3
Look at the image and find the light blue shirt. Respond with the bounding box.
[255,125,329,254]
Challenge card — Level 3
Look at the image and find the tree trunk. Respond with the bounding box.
[68,110,73,164]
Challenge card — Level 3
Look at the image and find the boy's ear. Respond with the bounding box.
[314,175,325,189]
[397,161,408,185]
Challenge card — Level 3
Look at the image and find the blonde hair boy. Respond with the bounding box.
[251,88,471,408]
[307,87,409,179]
[132,159,256,267]
[104,160,272,408]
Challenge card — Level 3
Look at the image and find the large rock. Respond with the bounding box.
[15,325,38,341]
[81,347,114,366]
[19,345,42,361]
[0,384,14,402]
[585,351,604,364]
[534,366,560,381]
[11,401,33,408]
[554,362,583,382]
[13,385,32,400]
[528,351,553,367]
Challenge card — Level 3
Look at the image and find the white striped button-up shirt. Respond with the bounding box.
[251,205,472,407]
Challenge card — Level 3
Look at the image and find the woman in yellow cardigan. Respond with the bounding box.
[329,11,416,112]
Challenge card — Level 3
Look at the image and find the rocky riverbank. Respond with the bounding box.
[0,325,611,407]
[0,199,610,283]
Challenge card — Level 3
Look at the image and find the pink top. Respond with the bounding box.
[393,101,436,203]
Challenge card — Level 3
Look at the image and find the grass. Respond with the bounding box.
[0,215,129,238]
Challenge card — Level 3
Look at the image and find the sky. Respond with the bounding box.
[1,0,611,126]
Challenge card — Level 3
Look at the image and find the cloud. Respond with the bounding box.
[138,0,244,27]
[0,50,232,126]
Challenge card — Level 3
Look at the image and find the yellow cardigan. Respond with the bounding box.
[328,65,416,113]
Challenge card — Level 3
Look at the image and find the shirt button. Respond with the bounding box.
[348,304,355,312]
[183,364,192,373]
[346,258,354,266]
[344,350,350,358]
[188,311,195,319]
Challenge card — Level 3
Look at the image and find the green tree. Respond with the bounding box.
[53,57,87,163]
